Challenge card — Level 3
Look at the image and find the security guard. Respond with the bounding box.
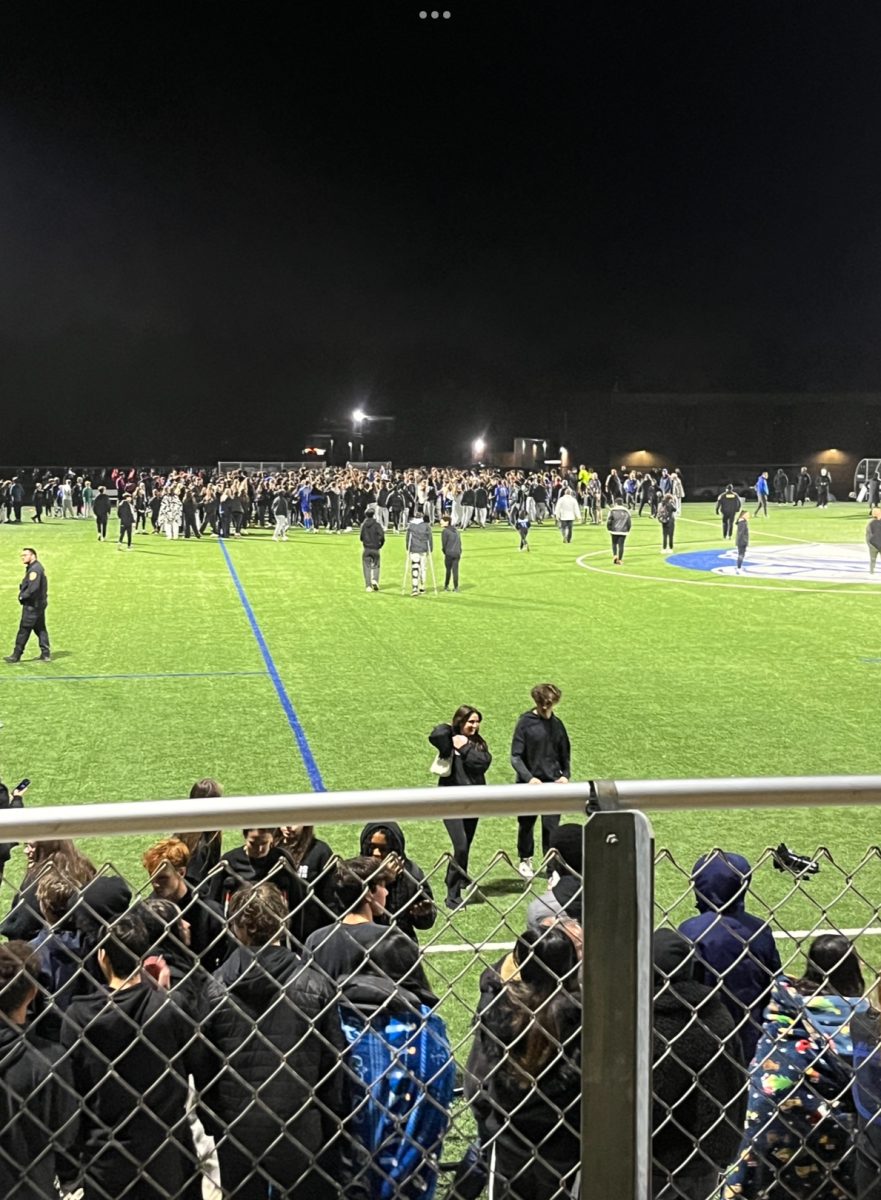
[715,485,742,540]
[5,548,50,663]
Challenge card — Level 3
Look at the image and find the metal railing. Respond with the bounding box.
[2,776,881,1200]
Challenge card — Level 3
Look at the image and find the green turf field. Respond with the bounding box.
[1,501,881,1054]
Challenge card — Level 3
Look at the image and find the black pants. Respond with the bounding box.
[96,515,108,539]
[444,817,478,899]
[721,515,734,538]
[32,507,42,523]
[517,812,561,861]
[444,555,460,588]
[12,504,21,523]
[662,521,674,549]
[183,513,200,538]
[611,534,626,560]
[560,520,573,543]
[136,510,146,530]
[13,607,49,659]
[119,524,132,547]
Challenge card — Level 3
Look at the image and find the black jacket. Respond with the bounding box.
[209,847,308,944]
[359,516,385,551]
[62,981,198,1200]
[199,945,346,1198]
[18,561,47,610]
[357,822,436,940]
[92,493,111,518]
[510,711,571,783]
[428,724,492,788]
[176,884,231,973]
[715,490,742,518]
[0,1023,78,1200]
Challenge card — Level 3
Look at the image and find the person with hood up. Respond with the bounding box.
[721,934,868,1200]
[677,850,781,1063]
[606,495,632,563]
[198,883,347,1200]
[511,683,571,880]
[651,929,745,1200]
[359,821,436,939]
[359,504,385,592]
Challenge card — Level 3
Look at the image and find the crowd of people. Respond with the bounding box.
[0,758,879,1199]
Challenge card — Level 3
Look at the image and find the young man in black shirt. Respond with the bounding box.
[510,683,571,879]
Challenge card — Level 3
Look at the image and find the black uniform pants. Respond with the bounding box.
[517,812,561,862]
[119,524,132,547]
[444,555,460,587]
[13,607,49,659]
[183,512,200,538]
[96,515,108,539]
[662,520,675,549]
[721,514,734,538]
[444,817,479,898]
[611,533,626,560]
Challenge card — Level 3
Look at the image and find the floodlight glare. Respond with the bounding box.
[352,408,366,423]
[473,437,486,456]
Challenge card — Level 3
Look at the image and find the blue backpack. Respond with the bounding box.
[339,1001,455,1200]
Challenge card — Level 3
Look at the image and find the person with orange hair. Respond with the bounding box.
[142,837,229,972]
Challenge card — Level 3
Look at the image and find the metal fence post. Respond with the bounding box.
[582,809,654,1200]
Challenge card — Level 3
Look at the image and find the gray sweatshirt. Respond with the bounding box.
[441,526,462,559]
[407,519,434,554]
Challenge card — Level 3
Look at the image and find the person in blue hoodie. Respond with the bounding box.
[721,934,868,1200]
[677,851,781,1063]
[754,470,770,517]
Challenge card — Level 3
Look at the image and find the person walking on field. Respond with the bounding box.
[92,486,111,541]
[511,683,571,879]
[754,471,770,517]
[554,486,580,544]
[606,497,632,564]
[5,548,50,663]
[359,504,385,592]
[866,508,881,574]
[716,485,742,539]
[735,510,750,574]
[440,514,462,592]
[658,493,676,553]
[117,493,135,550]
[794,466,811,507]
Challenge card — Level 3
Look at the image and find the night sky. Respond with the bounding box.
[2,2,881,465]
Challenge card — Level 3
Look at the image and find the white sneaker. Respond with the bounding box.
[517,858,535,880]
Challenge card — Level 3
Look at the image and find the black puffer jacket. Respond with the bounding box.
[198,944,347,1198]
[358,822,436,940]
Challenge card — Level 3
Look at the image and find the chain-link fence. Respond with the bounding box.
[3,782,881,1199]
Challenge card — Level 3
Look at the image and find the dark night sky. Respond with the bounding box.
[2,1,881,463]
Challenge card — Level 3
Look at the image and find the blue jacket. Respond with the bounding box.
[677,852,781,1062]
[755,474,769,497]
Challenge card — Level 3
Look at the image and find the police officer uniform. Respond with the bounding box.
[5,555,50,662]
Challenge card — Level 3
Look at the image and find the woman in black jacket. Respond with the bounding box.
[276,824,337,938]
[429,706,492,909]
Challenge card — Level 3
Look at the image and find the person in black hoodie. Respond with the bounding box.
[358,821,436,940]
[429,706,493,909]
[359,505,385,592]
[651,928,745,1200]
[61,911,200,1200]
[143,837,231,972]
[198,883,347,1200]
[175,777,224,890]
[209,827,308,944]
[510,683,571,880]
[276,824,337,939]
[92,485,111,541]
[0,941,78,1200]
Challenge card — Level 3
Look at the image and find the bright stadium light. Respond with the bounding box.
[352,408,367,424]
[473,437,486,457]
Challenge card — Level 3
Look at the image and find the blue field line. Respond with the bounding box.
[0,670,268,683]
[219,539,326,791]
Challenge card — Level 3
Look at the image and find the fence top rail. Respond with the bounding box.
[1,776,880,841]
[0,782,594,841]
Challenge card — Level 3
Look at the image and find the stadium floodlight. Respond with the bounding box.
[473,437,486,457]
[352,408,367,424]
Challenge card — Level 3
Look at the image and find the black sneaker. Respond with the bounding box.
[38,654,51,663]
[3,656,20,664]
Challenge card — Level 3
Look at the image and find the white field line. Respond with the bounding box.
[425,926,881,954]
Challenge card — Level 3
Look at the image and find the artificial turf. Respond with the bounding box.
[1,501,881,1052]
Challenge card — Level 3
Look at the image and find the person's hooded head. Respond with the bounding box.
[691,851,752,916]
[653,928,697,988]
[360,821,408,863]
